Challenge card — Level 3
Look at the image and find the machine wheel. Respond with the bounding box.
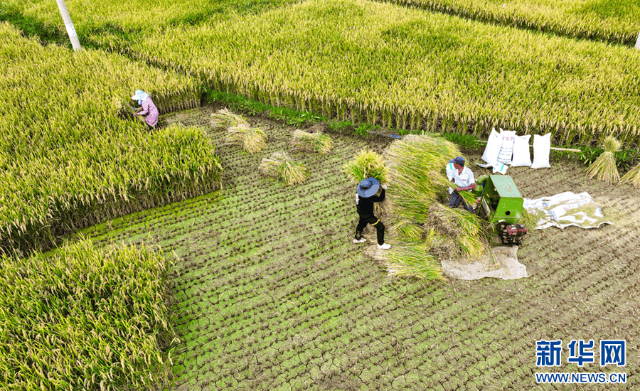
[496,222,510,245]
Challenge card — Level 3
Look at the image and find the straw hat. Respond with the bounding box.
[357,177,380,198]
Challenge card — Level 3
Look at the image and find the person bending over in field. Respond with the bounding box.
[449,157,475,213]
[353,177,391,250]
[131,90,159,129]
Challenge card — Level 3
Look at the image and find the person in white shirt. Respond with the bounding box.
[449,157,475,212]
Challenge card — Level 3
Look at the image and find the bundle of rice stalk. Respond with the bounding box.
[389,218,425,243]
[620,162,640,187]
[585,136,620,183]
[210,108,249,130]
[226,124,267,153]
[259,152,308,185]
[342,149,388,183]
[386,244,445,281]
[291,129,334,154]
[383,135,461,223]
[427,203,489,260]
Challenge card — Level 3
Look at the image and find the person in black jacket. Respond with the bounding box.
[353,177,391,250]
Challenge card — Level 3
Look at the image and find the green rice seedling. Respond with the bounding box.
[210,108,249,130]
[260,152,308,185]
[226,125,267,153]
[620,162,640,187]
[291,129,334,154]
[342,149,388,184]
[585,136,620,183]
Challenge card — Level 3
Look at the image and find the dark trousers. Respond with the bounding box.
[355,215,385,245]
[449,192,474,212]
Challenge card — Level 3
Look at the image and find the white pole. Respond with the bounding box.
[636,31,640,50]
[56,0,82,52]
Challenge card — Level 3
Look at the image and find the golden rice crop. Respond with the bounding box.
[0,239,177,390]
[134,0,640,148]
[380,0,639,46]
[260,152,309,185]
[386,244,445,281]
[382,135,490,279]
[0,23,220,256]
[226,124,268,153]
[620,163,640,187]
[210,108,249,130]
[585,136,620,183]
[291,129,334,154]
[8,0,300,48]
[343,149,388,184]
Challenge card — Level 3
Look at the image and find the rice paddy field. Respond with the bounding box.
[72,106,637,389]
[2,0,640,388]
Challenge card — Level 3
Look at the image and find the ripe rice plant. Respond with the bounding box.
[291,129,334,154]
[378,0,640,46]
[0,239,177,390]
[0,23,220,256]
[132,0,640,148]
[620,163,640,187]
[343,149,389,184]
[226,124,268,153]
[384,135,460,222]
[387,244,445,281]
[210,108,249,130]
[585,136,620,183]
[260,152,308,185]
[427,203,486,260]
[7,0,301,45]
[383,135,490,278]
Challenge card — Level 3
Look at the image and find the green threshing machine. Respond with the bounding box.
[471,175,527,245]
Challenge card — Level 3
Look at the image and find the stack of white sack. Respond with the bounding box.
[480,127,551,174]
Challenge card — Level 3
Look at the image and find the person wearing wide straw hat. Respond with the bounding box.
[449,156,475,212]
[353,177,391,250]
[131,90,159,128]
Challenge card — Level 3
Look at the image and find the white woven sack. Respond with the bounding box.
[531,133,551,169]
[497,129,516,165]
[493,162,508,175]
[481,127,501,165]
[511,135,532,167]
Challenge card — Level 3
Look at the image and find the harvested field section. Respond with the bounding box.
[81,108,639,389]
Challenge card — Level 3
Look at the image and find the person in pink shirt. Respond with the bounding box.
[131,90,159,128]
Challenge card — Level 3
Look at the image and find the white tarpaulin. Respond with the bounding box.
[523,192,612,229]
